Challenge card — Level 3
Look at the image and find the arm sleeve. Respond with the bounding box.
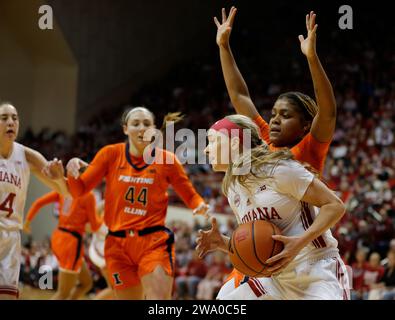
[253,115,270,144]
[26,192,59,222]
[270,161,315,201]
[67,146,111,197]
[167,154,204,210]
[84,193,103,232]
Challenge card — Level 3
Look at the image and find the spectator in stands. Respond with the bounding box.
[351,248,369,300]
[364,252,385,299]
[175,250,207,299]
[196,252,231,300]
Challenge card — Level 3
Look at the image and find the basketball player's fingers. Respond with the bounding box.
[210,216,218,230]
[312,24,318,36]
[222,8,226,24]
[66,160,81,178]
[228,6,237,26]
[271,234,290,243]
[265,258,287,273]
[298,35,304,43]
[214,16,220,28]
[305,13,309,31]
[41,164,51,177]
[197,246,207,259]
[265,251,286,265]
[310,12,316,30]
[79,159,89,167]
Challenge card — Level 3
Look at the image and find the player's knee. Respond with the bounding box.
[146,277,172,299]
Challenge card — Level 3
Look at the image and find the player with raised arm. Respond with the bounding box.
[213,7,338,297]
[197,115,349,299]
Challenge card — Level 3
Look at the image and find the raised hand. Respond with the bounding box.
[66,157,89,179]
[195,217,227,258]
[214,6,237,48]
[42,158,65,180]
[299,11,318,59]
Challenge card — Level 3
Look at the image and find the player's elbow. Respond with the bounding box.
[332,197,346,220]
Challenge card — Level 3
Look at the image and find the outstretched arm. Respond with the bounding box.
[215,7,259,120]
[66,157,105,198]
[266,178,345,274]
[25,147,70,196]
[23,192,59,233]
[299,11,337,142]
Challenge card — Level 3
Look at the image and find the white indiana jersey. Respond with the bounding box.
[228,160,338,258]
[0,143,30,231]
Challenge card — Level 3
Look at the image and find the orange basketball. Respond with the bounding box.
[228,220,283,278]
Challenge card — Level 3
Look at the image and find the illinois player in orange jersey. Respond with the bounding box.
[212,8,338,298]
[23,191,102,300]
[65,107,209,300]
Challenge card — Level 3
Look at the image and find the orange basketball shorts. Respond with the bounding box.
[51,228,84,273]
[104,227,175,290]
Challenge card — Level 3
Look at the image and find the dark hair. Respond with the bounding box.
[277,92,318,122]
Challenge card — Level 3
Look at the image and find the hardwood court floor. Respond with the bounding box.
[19,285,55,300]
[19,286,91,300]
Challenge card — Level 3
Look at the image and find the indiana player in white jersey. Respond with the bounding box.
[0,102,69,300]
[196,115,350,300]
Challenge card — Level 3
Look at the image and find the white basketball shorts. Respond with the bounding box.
[217,253,350,300]
[0,229,21,298]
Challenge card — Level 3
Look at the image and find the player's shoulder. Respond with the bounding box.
[98,142,125,157]
[276,159,306,171]
[101,142,125,152]
[266,159,308,180]
[20,144,39,166]
[296,132,332,148]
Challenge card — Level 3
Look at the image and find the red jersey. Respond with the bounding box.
[67,143,203,232]
[26,191,101,235]
[254,115,331,174]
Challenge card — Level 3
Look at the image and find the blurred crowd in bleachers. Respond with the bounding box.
[19,10,395,299]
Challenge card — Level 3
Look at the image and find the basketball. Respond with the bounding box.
[228,220,284,278]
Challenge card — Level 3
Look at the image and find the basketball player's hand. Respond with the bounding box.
[193,202,210,220]
[23,221,31,234]
[299,11,318,59]
[66,157,89,178]
[214,6,237,48]
[43,158,65,180]
[196,217,227,258]
[264,235,305,275]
